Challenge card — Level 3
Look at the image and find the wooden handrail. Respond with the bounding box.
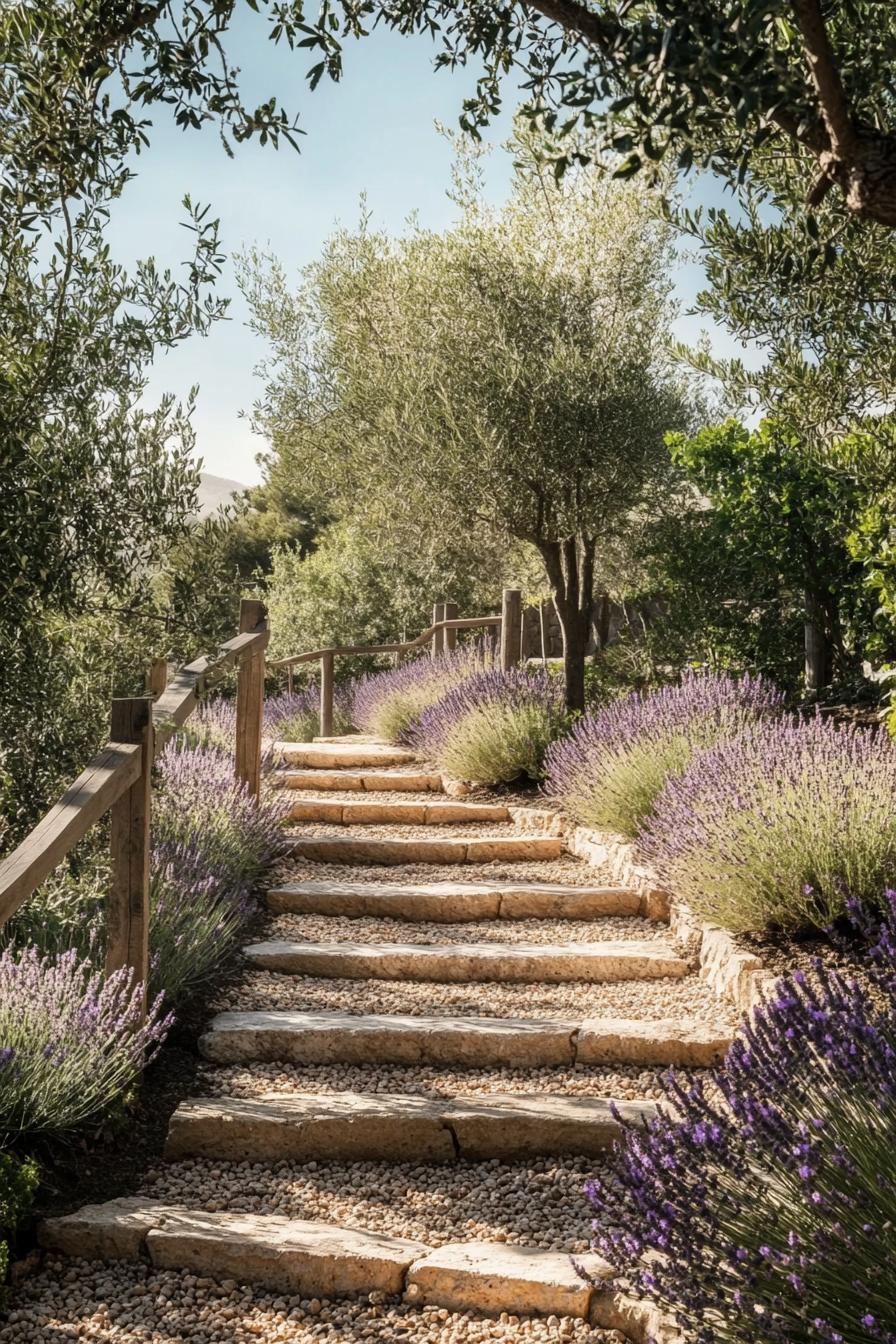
[271,615,501,670]
[0,601,270,1027]
[0,743,142,926]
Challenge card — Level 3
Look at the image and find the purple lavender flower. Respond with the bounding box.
[641,714,896,932]
[411,666,567,783]
[194,686,354,753]
[149,838,253,1003]
[154,737,291,887]
[586,895,896,1343]
[0,946,171,1134]
[353,647,488,744]
[544,671,783,839]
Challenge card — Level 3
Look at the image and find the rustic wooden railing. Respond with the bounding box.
[271,589,523,737]
[0,598,269,1022]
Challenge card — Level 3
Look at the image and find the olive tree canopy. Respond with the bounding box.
[242,140,693,708]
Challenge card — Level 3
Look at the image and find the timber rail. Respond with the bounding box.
[0,598,269,1023]
[271,589,524,735]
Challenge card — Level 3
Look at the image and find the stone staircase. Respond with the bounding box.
[36,736,735,1343]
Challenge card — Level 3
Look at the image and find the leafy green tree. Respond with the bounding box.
[265,520,522,671]
[16,1,896,232]
[242,141,691,710]
[664,418,884,695]
[0,3,230,836]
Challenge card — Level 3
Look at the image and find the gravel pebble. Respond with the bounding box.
[213,967,731,1024]
[0,1259,624,1343]
[142,1155,598,1253]
[200,1059,688,1104]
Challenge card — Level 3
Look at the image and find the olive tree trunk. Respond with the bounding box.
[538,535,596,713]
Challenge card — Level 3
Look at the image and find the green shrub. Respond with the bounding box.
[0,1152,38,1289]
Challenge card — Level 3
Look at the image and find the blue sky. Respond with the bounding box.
[109,12,731,484]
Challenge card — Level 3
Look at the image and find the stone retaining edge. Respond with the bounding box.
[566,825,780,1016]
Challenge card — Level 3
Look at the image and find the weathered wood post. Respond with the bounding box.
[148,657,169,701]
[287,665,294,697]
[320,651,335,738]
[443,602,459,652]
[235,598,267,798]
[500,588,523,670]
[432,603,446,660]
[107,696,153,1019]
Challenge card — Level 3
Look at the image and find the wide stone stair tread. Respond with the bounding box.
[200,1009,732,1068]
[243,938,690,982]
[273,768,445,792]
[38,1198,679,1337]
[274,741,419,769]
[285,834,564,865]
[284,797,511,824]
[164,1090,656,1162]
[267,879,642,921]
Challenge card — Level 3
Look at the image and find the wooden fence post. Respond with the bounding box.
[320,651,335,738]
[148,657,169,700]
[106,696,153,1019]
[287,666,294,697]
[235,598,267,798]
[432,603,446,660]
[443,602,458,652]
[500,589,523,670]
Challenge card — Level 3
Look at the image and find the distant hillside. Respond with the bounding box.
[194,473,248,519]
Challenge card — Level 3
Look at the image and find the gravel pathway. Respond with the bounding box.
[199,1059,691,1103]
[215,967,730,1023]
[141,1154,599,1253]
[0,1260,623,1343]
[267,912,673,945]
[270,854,623,889]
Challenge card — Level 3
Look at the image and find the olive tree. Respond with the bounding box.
[242,141,692,710]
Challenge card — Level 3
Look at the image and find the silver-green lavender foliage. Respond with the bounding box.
[543,671,784,840]
[411,667,567,783]
[587,895,896,1343]
[641,715,896,932]
[0,948,171,1134]
[353,648,489,745]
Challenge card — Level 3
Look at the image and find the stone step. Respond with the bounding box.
[274,768,445,793]
[164,1091,656,1163]
[38,1199,677,1337]
[244,938,690,983]
[274,741,418,769]
[200,1010,731,1068]
[285,797,511,825]
[284,834,564,865]
[267,879,641,922]
[39,1198,427,1299]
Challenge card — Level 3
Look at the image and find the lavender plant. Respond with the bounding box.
[353,647,488,745]
[544,671,783,839]
[0,947,171,1133]
[642,715,896,932]
[193,686,355,752]
[412,667,567,783]
[154,738,290,887]
[586,895,896,1343]
[149,839,254,1002]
